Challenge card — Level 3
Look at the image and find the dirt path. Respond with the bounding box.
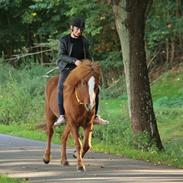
[0,134,183,183]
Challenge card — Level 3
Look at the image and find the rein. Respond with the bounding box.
[74,72,91,106]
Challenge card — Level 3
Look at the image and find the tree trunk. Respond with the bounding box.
[112,0,163,150]
[170,37,175,65]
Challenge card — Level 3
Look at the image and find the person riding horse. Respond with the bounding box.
[54,17,109,126]
[43,61,103,171]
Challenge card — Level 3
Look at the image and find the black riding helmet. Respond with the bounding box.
[70,17,85,30]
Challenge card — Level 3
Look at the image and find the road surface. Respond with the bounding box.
[0,134,183,183]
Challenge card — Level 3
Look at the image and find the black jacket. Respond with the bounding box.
[57,34,91,71]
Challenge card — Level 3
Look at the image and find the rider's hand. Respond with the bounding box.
[75,60,82,66]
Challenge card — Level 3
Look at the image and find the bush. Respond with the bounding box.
[154,96,183,108]
[0,61,51,126]
[100,76,127,99]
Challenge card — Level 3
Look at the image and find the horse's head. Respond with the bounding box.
[75,75,99,111]
[64,60,101,112]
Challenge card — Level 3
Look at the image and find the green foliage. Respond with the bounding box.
[0,0,67,57]
[151,69,183,105]
[0,60,50,126]
[133,132,154,151]
[164,138,183,163]
[0,0,183,77]
[99,51,123,70]
[146,0,183,63]
[0,0,120,79]
[0,1,30,52]
[93,120,132,147]
[100,75,126,99]
[155,96,183,107]
[0,175,27,183]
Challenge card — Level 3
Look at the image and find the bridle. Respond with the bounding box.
[74,89,96,112]
[74,73,90,106]
[75,89,85,105]
[74,72,98,111]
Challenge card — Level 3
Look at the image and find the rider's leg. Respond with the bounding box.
[95,89,99,116]
[94,89,109,125]
[54,69,71,126]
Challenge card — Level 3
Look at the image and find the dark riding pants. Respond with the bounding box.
[57,68,99,115]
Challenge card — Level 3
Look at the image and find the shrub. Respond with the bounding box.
[0,61,51,126]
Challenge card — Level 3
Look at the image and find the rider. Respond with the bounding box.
[54,17,109,126]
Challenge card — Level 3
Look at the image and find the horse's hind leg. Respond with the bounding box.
[43,112,56,164]
[82,124,93,158]
[61,124,70,166]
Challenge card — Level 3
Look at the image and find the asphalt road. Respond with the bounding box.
[0,134,183,183]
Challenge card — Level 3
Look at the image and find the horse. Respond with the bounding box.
[43,60,101,172]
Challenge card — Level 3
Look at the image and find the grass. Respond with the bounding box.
[0,61,183,169]
[151,68,183,100]
[0,175,27,183]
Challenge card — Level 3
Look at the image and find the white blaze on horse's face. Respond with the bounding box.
[88,76,96,110]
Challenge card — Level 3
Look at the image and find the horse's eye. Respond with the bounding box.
[81,80,86,86]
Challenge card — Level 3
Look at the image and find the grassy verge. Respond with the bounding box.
[0,175,27,183]
[0,122,71,146]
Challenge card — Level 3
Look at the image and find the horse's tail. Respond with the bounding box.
[35,79,56,132]
[44,76,59,126]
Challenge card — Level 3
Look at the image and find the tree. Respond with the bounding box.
[0,0,67,60]
[110,0,163,150]
[146,0,183,67]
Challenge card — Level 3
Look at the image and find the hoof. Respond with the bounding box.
[77,165,86,172]
[43,158,50,164]
[61,160,69,166]
[73,150,77,159]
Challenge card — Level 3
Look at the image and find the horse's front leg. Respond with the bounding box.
[71,126,85,172]
[61,123,70,166]
[82,123,93,158]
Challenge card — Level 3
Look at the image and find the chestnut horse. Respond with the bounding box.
[43,60,101,171]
